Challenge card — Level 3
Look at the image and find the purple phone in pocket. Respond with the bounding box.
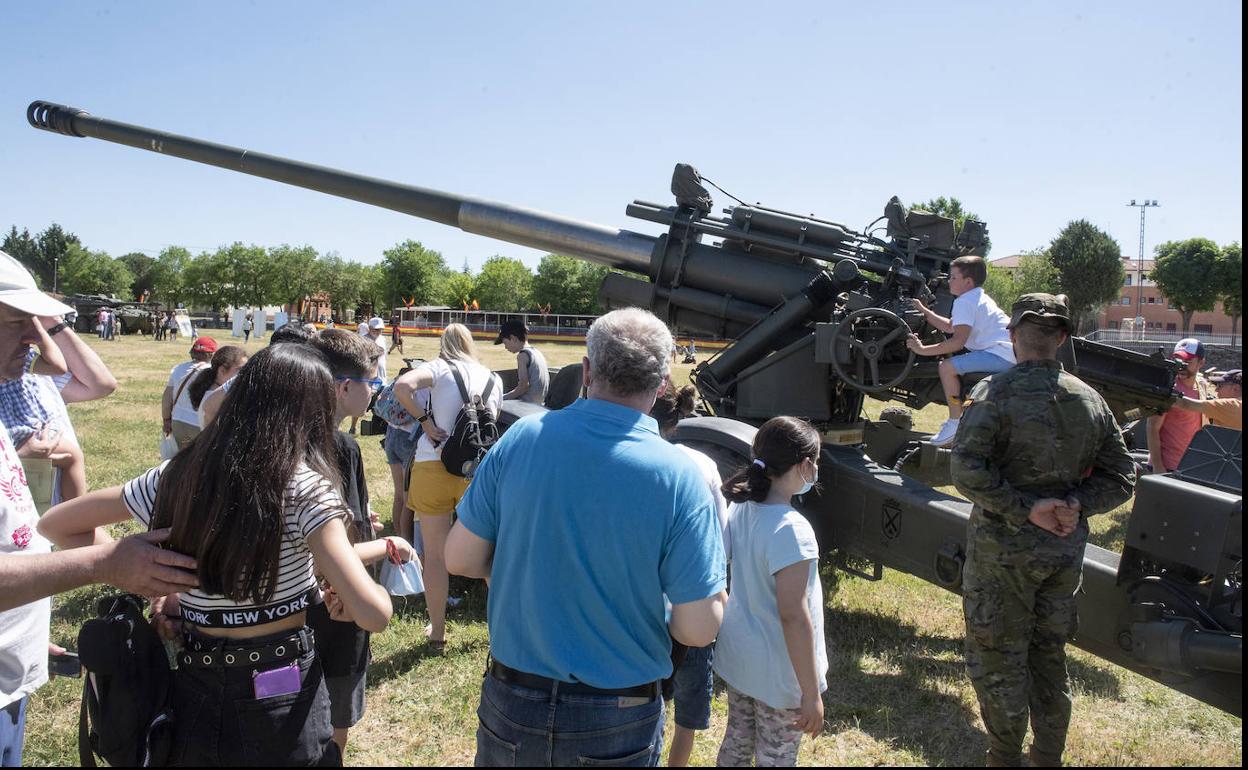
[253,663,301,699]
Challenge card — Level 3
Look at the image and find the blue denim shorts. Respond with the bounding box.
[384,424,420,466]
[950,349,1014,376]
[673,643,715,730]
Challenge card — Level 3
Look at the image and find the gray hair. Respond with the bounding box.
[586,308,673,396]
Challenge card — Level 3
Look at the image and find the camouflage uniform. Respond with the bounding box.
[951,294,1135,767]
[716,684,804,767]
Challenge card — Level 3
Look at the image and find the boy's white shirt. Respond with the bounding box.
[950,287,1015,362]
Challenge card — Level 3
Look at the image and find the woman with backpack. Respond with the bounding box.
[392,323,500,650]
[38,343,393,766]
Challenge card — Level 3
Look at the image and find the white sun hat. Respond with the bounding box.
[0,250,73,317]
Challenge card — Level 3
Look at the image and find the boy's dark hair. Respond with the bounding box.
[722,416,821,504]
[312,328,383,379]
[271,322,313,345]
[951,255,988,287]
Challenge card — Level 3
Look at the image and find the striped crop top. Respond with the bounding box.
[122,461,347,628]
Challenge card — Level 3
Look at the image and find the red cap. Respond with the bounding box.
[191,336,218,354]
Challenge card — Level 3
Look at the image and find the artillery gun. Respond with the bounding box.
[28,101,1241,716]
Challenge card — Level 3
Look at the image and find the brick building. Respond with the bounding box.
[991,254,1239,337]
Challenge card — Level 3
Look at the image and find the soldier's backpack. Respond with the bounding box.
[439,363,500,479]
[76,593,174,767]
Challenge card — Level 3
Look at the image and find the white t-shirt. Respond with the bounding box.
[0,417,52,708]
[370,333,389,382]
[950,287,1015,363]
[677,444,728,536]
[713,501,828,710]
[411,358,502,464]
[167,360,209,426]
[122,461,346,628]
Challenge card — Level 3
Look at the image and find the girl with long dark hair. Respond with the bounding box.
[187,345,247,423]
[712,416,828,766]
[39,343,392,766]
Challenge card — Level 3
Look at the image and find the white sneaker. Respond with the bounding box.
[930,418,960,447]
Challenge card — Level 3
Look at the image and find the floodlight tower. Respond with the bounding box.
[1127,199,1159,339]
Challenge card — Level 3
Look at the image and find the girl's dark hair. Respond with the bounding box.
[151,343,348,603]
[650,377,697,434]
[722,416,821,503]
[188,345,248,410]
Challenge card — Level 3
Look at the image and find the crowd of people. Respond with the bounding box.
[2,244,1243,767]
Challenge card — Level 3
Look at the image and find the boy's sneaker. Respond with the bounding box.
[930,418,960,447]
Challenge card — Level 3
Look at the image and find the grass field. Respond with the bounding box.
[22,332,1242,767]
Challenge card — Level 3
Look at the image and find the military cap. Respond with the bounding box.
[1210,369,1241,385]
[1008,293,1072,330]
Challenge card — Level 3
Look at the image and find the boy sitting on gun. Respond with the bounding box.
[905,255,1015,447]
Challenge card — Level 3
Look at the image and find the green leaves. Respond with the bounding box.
[474,255,533,312]
[1048,220,1124,333]
[1150,237,1223,332]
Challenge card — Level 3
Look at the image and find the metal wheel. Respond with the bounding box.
[830,307,916,392]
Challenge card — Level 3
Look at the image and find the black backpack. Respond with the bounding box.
[77,593,175,767]
[439,363,500,479]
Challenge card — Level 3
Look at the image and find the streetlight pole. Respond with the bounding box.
[1127,199,1159,339]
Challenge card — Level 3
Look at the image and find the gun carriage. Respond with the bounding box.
[27,100,1241,716]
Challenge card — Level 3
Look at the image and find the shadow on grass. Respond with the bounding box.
[824,606,1124,764]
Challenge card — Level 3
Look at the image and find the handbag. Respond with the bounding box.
[158,433,179,461]
[379,538,424,596]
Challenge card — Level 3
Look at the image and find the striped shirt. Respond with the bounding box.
[122,462,347,628]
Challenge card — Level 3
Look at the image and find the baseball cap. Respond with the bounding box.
[493,319,527,344]
[368,316,385,330]
[191,336,218,354]
[1210,369,1242,385]
[1008,293,1072,331]
[0,249,73,317]
[1172,338,1205,361]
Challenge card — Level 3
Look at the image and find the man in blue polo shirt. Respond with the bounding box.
[446,307,727,767]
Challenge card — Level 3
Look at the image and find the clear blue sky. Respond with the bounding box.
[1,1,1241,272]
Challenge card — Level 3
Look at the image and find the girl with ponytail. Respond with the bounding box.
[713,416,829,766]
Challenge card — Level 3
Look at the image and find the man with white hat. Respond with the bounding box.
[1,250,197,765]
[1146,338,1213,473]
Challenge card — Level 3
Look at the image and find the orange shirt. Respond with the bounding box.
[1159,377,1204,470]
[1204,399,1242,431]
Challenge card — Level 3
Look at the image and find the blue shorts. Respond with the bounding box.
[673,643,715,730]
[384,424,420,466]
[950,350,1013,376]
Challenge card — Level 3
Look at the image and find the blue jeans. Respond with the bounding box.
[475,673,664,767]
[673,643,715,731]
[0,697,27,768]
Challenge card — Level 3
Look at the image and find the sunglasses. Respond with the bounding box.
[336,376,384,392]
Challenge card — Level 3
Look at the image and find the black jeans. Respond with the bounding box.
[167,634,340,767]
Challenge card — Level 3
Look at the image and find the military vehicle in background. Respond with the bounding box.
[28,101,1241,716]
[61,294,160,335]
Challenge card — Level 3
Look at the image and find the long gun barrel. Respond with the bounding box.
[27,101,657,274]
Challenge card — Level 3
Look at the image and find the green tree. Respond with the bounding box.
[314,253,363,320]
[982,264,1016,310]
[532,254,609,314]
[58,244,134,297]
[911,196,992,256]
[182,250,230,310]
[117,252,156,301]
[1216,242,1241,345]
[440,271,476,309]
[267,244,320,310]
[474,255,533,312]
[380,240,448,309]
[214,243,272,308]
[151,246,192,308]
[2,223,81,290]
[1048,221,1124,333]
[357,263,391,318]
[985,250,1062,309]
[1150,238,1222,333]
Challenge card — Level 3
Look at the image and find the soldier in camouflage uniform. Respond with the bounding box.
[950,294,1136,767]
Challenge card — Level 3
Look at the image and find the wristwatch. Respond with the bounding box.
[417,414,429,423]
[46,321,70,336]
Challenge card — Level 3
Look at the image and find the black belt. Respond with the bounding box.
[180,628,314,668]
[488,659,660,701]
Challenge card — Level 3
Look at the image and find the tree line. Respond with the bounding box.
[3,224,610,318]
[977,222,1239,335]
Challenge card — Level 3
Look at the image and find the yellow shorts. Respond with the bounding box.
[407,461,470,516]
